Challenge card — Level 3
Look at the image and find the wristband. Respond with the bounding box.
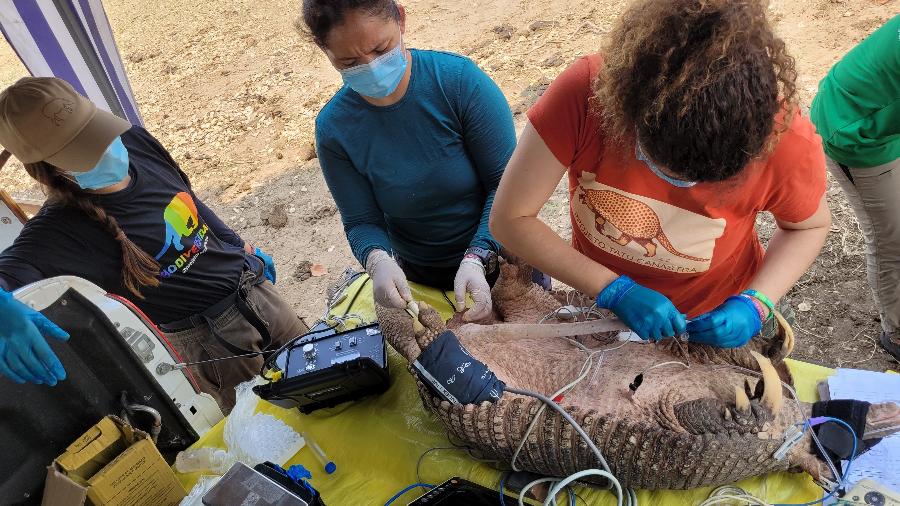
[740,294,768,322]
[741,289,775,321]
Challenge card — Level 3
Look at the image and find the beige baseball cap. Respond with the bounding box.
[0,77,131,172]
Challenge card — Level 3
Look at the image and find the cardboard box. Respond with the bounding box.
[42,416,185,506]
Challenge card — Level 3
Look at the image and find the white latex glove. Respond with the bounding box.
[454,257,492,321]
[366,249,412,309]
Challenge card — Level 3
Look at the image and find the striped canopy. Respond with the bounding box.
[0,0,142,125]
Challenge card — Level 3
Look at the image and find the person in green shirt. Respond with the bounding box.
[811,15,900,359]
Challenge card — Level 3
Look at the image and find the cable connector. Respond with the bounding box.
[774,424,804,461]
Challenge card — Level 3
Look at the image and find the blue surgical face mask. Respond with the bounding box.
[338,34,408,99]
[635,140,697,188]
[66,136,129,190]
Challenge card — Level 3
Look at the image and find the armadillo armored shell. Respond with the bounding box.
[374,258,900,490]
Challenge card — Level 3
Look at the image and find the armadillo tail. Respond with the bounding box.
[656,231,710,263]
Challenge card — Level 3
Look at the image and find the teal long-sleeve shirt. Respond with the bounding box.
[315,49,516,268]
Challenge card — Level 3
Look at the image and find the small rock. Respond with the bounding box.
[303,144,317,161]
[529,20,557,31]
[289,207,296,213]
[798,302,812,312]
[491,23,514,40]
[310,264,328,277]
[293,261,313,282]
[276,152,283,160]
[843,10,853,16]
[328,245,335,252]
[540,53,564,68]
[261,203,289,229]
[303,204,338,223]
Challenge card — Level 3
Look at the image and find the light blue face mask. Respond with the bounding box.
[338,35,408,99]
[635,140,697,188]
[66,136,129,190]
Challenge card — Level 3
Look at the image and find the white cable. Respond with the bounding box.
[509,340,596,471]
[510,311,641,506]
[637,360,690,376]
[506,386,610,473]
[697,485,770,506]
[807,421,843,490]
[544,469,624,506]
[698,494,770,506]
[628,487,638,506]
[518,477,559,506]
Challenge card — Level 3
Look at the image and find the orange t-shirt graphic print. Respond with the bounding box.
[573,175,726,274]
[527,54,827,317]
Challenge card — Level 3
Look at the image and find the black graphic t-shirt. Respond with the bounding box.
[0,126,247,324]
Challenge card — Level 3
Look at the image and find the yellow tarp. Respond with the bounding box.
[177,274,830,505]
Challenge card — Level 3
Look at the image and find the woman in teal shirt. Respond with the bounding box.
[811,15,900,359]
[302,0,520,320]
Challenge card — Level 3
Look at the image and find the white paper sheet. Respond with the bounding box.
[826,368,900,493]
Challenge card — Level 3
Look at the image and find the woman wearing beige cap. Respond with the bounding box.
[0,77,307,412]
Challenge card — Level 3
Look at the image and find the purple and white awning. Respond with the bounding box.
[0,0,142,125]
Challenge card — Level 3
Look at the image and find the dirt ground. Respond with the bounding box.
[0,0,897,371]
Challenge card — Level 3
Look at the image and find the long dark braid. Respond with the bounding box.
[20,159,160,298]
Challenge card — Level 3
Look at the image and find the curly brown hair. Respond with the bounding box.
[592,0,797,182]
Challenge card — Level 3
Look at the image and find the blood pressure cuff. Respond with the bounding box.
[810,399,881,480]
[411,330,505,405]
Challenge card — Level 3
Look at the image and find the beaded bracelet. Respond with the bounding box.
[741,289,775,321]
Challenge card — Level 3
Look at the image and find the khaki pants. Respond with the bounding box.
[164,280,309,413]
[827,157,900,335]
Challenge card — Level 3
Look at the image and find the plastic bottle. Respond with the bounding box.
[174,447,235,474]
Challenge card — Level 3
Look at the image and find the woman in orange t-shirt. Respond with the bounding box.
[490,0,831,347]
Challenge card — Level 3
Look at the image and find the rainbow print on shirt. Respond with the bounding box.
[155,192,210,278]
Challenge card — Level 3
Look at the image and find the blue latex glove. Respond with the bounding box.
[255,247,277,284]
[686,295,761,348]
[596,275,686,341]
[0,289,69,385]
